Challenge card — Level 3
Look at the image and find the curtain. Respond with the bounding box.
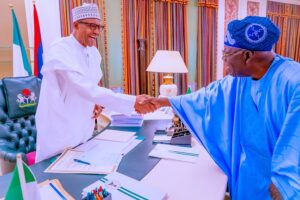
[154,1,189,95]
[121,0,150,95]
[196,0,218,88]
[222,0,238,77]
[59,0,109,87]
[121,0,188,96]
[267,1,300,62]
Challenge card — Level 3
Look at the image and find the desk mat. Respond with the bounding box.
[0,120,169,199]
[110,124,161,181]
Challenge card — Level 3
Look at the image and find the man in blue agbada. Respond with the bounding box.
[150,16,300,199]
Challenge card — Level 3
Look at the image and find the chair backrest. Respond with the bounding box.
[0,76,41,163]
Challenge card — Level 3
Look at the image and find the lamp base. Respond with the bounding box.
[159,84,177,97]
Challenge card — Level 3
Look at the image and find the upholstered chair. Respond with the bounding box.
[0,76,40,175]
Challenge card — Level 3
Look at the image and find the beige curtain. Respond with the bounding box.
[121,0,188,96]
[196,0,218,88]
[267,1,300,62]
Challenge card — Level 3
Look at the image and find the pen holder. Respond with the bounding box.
[82,189,112,200]
[154,129,191,145]
[170,130,191,145]
[103,192,112,200]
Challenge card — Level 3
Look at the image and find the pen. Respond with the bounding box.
[73,159,91,165]
[49,182,67,200]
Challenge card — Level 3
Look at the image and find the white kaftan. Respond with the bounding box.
[35,35,136,162]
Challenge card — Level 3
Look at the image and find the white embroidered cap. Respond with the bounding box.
[72,3,100,22]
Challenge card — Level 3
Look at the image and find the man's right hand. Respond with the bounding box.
[134,95,157,114]
[92,104,103,119]
[134,95,171,114]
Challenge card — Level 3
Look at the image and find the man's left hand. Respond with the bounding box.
[269,183,282,200]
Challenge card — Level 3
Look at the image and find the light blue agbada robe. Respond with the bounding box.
[169,55,300,199]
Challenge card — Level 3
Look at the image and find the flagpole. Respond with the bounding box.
[10,2,33,76]
[33,0,44,79]
[32,0,36,78]
[16,154,28,200]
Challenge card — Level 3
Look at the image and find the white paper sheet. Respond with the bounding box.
[149,144,200,163]
[94,129,136,142]
[143,109,174,121]
[153,135,172,143]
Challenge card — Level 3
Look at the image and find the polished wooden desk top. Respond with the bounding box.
[0,120,227,200]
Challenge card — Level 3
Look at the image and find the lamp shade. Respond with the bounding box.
[147,50,188,73]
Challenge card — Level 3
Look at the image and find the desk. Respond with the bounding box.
[0,120,227,200]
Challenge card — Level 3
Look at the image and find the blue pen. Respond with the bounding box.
[49,182,67,200]
[73,159,91,165]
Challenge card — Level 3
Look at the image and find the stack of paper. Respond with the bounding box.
[152,135,172,143]
[103,109,143,127]
[149,144,200,163]
[110,113,143,127]
[82,172,167,200]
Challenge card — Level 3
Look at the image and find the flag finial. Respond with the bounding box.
[32,0,36,4]
[8,3,14,9]
[16,153,22,160]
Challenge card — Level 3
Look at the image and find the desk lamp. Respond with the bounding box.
[147,50,188,97]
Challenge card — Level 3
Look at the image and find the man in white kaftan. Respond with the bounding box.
[35,4,156,162]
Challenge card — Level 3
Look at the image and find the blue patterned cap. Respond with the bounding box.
[224,16,280,51]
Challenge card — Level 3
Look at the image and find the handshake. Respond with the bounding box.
[134,95,171,114]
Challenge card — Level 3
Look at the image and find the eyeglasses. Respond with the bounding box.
[78,21,104,31]
[222,50,243,58]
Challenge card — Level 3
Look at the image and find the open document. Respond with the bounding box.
[45,130,142,174]
[45,148,119,174]
[82,172,167,200]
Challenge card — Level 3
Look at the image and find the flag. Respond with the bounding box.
[33,4,43,79]
[5,155,40,200]
[11,9,32,77]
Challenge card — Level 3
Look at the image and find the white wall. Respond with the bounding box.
[217,0,225,80]
[106,0,123,87]
[24,0,61,64]
[188,0,198,86]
